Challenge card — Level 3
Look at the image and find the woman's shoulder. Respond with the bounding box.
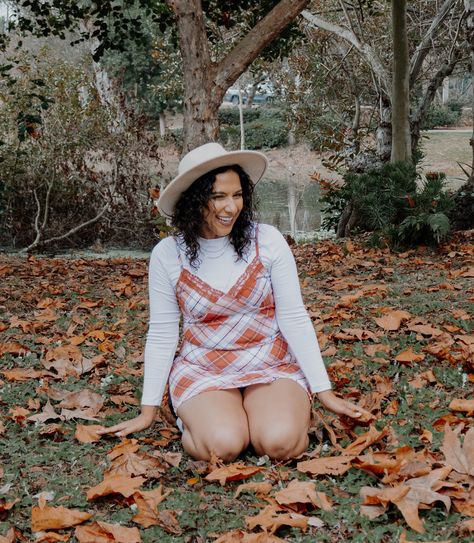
[150,235,180,262]
[256,223,286,244]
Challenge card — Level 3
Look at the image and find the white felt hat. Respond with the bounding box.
[157,142,268,218]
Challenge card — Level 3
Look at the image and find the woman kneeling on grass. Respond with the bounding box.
[98,143,371,461]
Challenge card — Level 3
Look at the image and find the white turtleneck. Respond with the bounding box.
[141,223,331,406]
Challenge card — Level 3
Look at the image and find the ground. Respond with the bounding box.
[0,233,473,542]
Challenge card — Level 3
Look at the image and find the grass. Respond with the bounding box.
[0,233,473,542]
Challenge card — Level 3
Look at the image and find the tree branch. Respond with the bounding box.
[409,0,459,84]
[215,0,310,92]
[300,9,391,96]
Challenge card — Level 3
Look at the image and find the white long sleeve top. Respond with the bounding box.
[141,223,331,406]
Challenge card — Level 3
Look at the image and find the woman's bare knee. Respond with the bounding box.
[252,425,308,460]
[183,426,249,461]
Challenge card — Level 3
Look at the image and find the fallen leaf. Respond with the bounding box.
[31,494,92,531]
[245,505,308,534]
[131,486,171,528]
[75,424,104,443]
[1,368,43,381]
[86,474,146,500]
[74,521,141,543]
[213,531,287,542]
[28,402,62,424]
[449,398,474,415]
[205,463,265,486]
[297,455,353,476]
[35,533,70,542]
[441,425,474,476]
[0,528,16,543]
[375,310,411,331]
[395,347,425,364]
[234,482,273,498]
[459,518,474,533]
[343,425,388,455]
[58,389,104,415]
[274,480,332,511]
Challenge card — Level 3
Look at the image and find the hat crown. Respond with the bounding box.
[178,143,227,176]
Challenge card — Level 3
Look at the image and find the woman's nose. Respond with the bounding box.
[224,198,237,212]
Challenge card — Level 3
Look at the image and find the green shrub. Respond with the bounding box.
[0,48,161,251]
[220,116,287,149]
[321,163,454,247]
[218,108,261,126]
[421,105,461,129]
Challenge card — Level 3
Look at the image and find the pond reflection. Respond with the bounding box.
[255,179,322,237]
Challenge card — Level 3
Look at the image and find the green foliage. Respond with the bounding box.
[0,48,161,250]
[218,107,262,125]
[421,104,462,129]
[321,163,454,247]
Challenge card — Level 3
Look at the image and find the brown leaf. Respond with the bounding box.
[245,505,308,534]
[0,528,16,543]
[234,482,273,498]
[441,425,474,476]
[297,455,353,476]
[459,518,474,533]
[213,531,287,542]
[449,398,474,415]
[58,389,104,415]
[274,480,332,511]
[205,463,265,486]
[395,347,425,364]
[343,425,388,455]
[74,521,141,543]
[131,486,172,528]
[31,494,92,531]
[28,402,62,424]
[86,474,146,500]
[1,368,43,381]
[375,310,411,331]
[75,424,105,443]
[35,533,70,542]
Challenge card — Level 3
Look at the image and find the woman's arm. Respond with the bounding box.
[98,240,181,437]
[263,226,371,420]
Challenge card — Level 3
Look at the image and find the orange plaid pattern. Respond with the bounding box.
[168,231,309,411]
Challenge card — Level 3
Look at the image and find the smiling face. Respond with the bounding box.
[200,169,244,239]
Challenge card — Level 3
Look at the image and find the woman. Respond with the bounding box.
[99,143,370,461]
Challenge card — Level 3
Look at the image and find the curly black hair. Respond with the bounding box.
[171,164,256,268]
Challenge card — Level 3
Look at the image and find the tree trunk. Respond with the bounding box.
[391,0,411,162]
[376,96,392,161]
[467,0,474,177]
[167,0,310,152]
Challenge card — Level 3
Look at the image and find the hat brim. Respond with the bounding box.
[157,150,268,218]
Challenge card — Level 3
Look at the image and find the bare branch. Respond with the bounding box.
[300,9,391,96]
[410,0,460,84]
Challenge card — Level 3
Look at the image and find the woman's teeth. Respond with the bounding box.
[217,216,232,224]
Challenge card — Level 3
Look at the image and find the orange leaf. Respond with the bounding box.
[213,530,287,542]
[35,533,70,542]
[31,495,92,531]
[86,474,146,500]
[74,521,141,543]
[343,425,388,455]
[441,425,474,476]
[75,424,105,443]
[274,480,332,511]
[1,368,43,381]
[245,505,308,534]
[375,310,411,331]
[448,398,474,415]
[459,518,474,533]
[297,455,353,476]
[395,347,425,364]
[234,481,273,498]
[0,528,16,543]
[131,486,172,528]
[205,462,265,486]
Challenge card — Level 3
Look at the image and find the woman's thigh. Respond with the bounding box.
[176,389,250,461]
[243,379,311,460]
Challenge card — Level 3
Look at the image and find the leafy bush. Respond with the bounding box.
[321,163,454,247]
[421,105,461,129]
[0,48,162,251]
[218,108,261,126]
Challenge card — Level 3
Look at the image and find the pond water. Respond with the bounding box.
[255,179,324,239]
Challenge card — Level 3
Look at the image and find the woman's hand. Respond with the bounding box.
[316,390,373,421]
[97,406,157,438]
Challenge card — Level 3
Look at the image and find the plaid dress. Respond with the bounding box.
[168,230,310,412]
